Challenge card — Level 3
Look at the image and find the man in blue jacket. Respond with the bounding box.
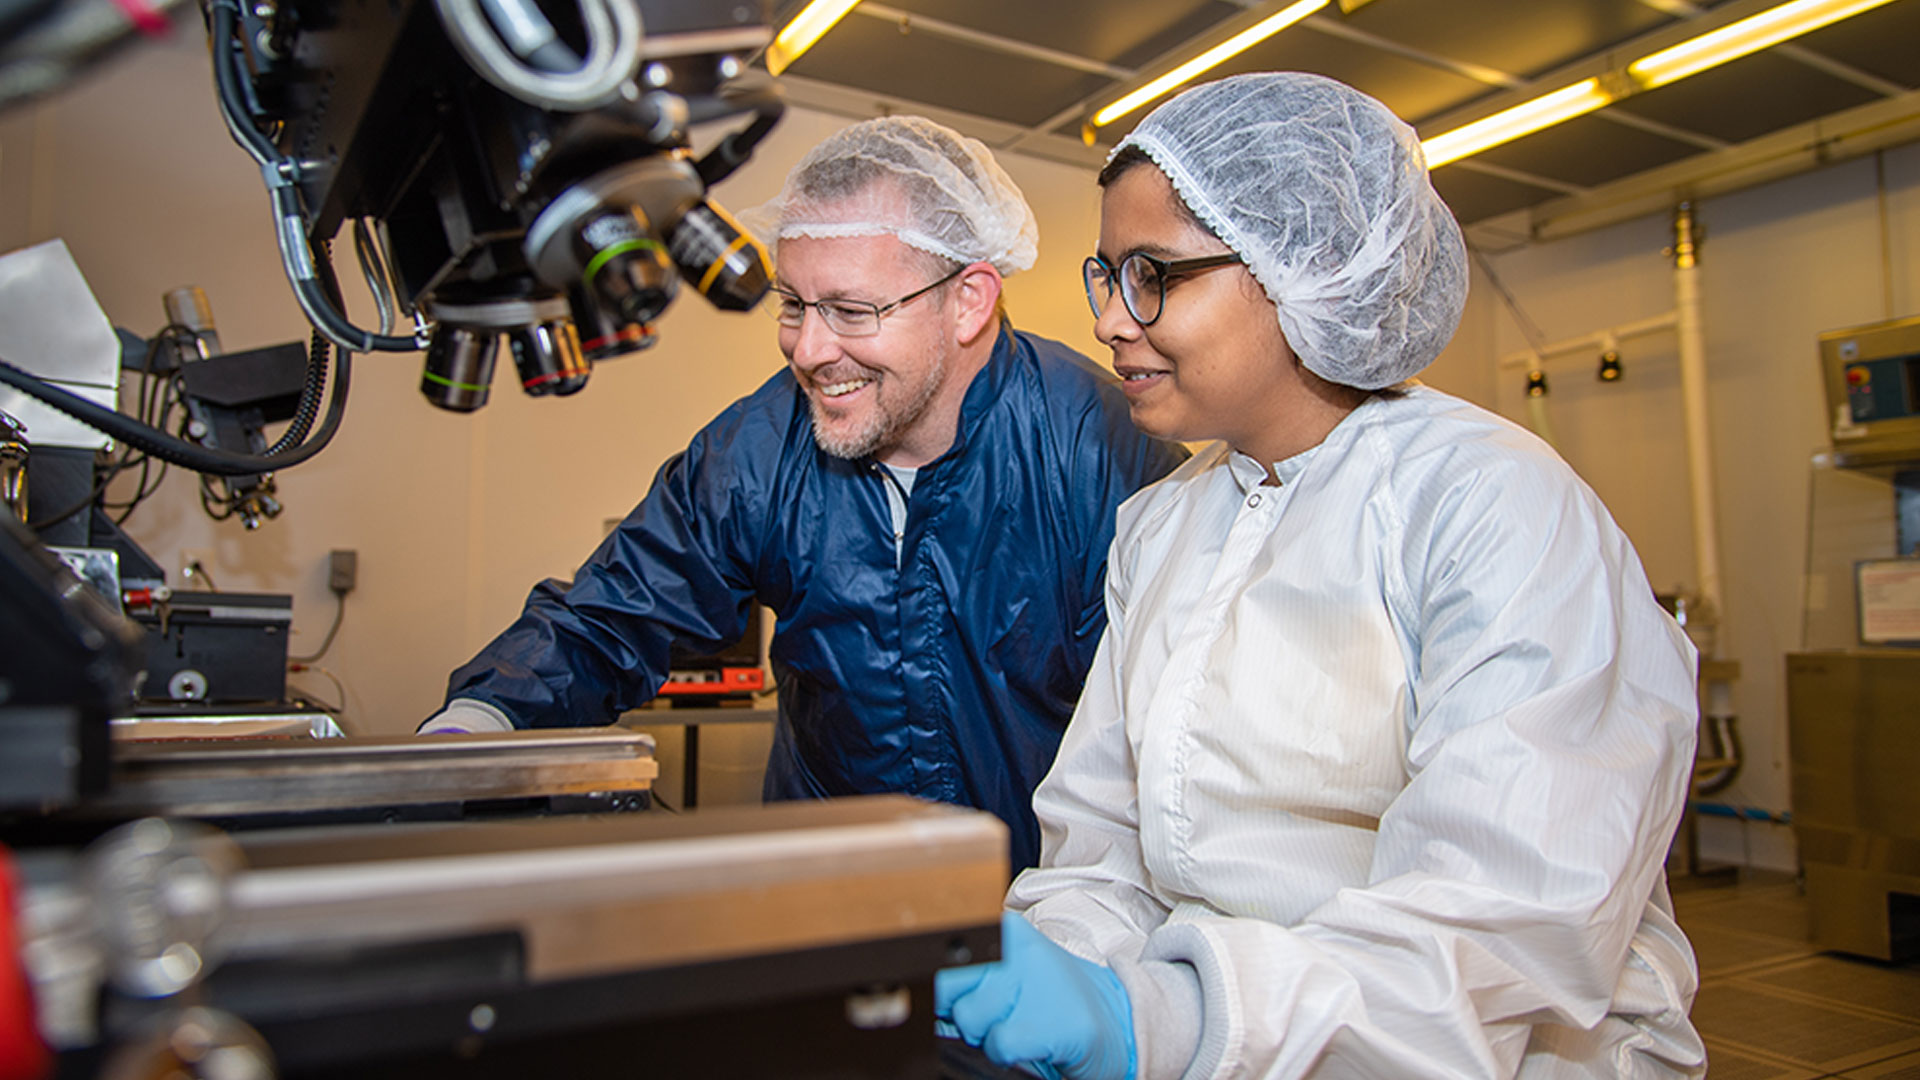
[423,116,1185,874]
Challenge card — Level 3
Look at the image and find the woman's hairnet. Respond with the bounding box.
[1115,72,1467,389]
[741,115,1039,276]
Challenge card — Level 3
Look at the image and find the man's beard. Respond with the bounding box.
[806,351,947,460]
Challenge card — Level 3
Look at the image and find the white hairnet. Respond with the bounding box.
[1115,72,1467,389]
[741,115,1039,276]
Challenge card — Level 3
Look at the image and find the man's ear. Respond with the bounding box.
[951,262,1004,347]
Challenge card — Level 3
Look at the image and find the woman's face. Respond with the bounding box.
[1094,164,1308,461]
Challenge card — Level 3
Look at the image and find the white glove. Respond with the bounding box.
[416,699,515,735]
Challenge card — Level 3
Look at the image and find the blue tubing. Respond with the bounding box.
[1693,801,1792,825]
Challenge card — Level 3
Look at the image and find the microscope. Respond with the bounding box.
[224,0,779,409]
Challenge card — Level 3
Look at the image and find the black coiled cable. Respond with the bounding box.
[265,329,330,456]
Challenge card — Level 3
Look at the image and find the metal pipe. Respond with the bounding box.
[1876,150,1895,320]
[1497,310,1677,369]
[1671,201,1725,638]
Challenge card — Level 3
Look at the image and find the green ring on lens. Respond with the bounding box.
[584,238,666,285]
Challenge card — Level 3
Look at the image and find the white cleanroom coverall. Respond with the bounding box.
[1010,385,1706,1079]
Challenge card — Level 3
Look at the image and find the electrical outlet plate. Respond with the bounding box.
[328,549,357,593]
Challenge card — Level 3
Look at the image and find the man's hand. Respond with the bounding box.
[415,699,514,735]
[935,912,1136,1080]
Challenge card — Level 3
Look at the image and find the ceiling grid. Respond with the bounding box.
[769,0,1920,235]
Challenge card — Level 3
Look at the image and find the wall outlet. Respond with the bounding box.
[328,549,357,594]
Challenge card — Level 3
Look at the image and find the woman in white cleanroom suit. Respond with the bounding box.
[937,72,1707,1080]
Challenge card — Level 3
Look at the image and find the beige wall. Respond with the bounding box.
[1470,148,1920,871]
[6,32,1916,852]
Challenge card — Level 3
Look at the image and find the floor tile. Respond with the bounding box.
[1691,982,1920,1072]
[1832,1049,1920,1078]
[1747,955,1920,1021]
[1699,1038,1821,1079]
[1687,921,1819,977]
[1676,890,1812,942]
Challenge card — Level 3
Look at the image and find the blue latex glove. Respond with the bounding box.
[935,913,1136,1080]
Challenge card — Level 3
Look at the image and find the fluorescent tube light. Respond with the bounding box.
[1629,0,1900,89]
[1418,0,1896,169]
[1091,0,1328,128]
[1420,78,1616,169]
[766,0,863,76]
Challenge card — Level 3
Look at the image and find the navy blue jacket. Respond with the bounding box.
[445,327,1186,873]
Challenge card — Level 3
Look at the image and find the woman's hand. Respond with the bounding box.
[935,912,1137,1080]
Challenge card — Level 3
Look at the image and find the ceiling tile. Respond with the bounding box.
[1338,0,1675,81]
[1082,22,1491,146]
[786,16,1112,128]
[884,0,1239,69]
[1789,0,1920,90]
[1225,21,1494,124]
[1430,165,1561,226]
[1474,111,1706,187]
[1614,51,1887,144]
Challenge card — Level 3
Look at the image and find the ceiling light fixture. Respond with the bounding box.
[1091,0,1328,128]
[1420,78,1616,169]
[1628,0,1900,89]
[765,0,864,76]
[1420,0,1900,168]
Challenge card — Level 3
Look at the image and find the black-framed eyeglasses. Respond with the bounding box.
[767,265,965,337]
[1083,251,1241,327]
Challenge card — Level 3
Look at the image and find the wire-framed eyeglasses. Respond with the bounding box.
[768,265,965,337]
[1083,251,1241,327]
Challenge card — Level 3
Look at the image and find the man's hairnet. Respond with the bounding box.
[742,115,1039,276]
[1115,72,1467,389]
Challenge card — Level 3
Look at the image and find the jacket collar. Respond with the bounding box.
[921,318,1019,468]
[1225,445,1317,494]
[1222,390,1395,494]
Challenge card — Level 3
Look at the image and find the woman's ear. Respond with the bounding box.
[951,262,1004,346]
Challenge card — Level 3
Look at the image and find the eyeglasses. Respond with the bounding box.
[768,265,965,337]
[1083,251,1241,327]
